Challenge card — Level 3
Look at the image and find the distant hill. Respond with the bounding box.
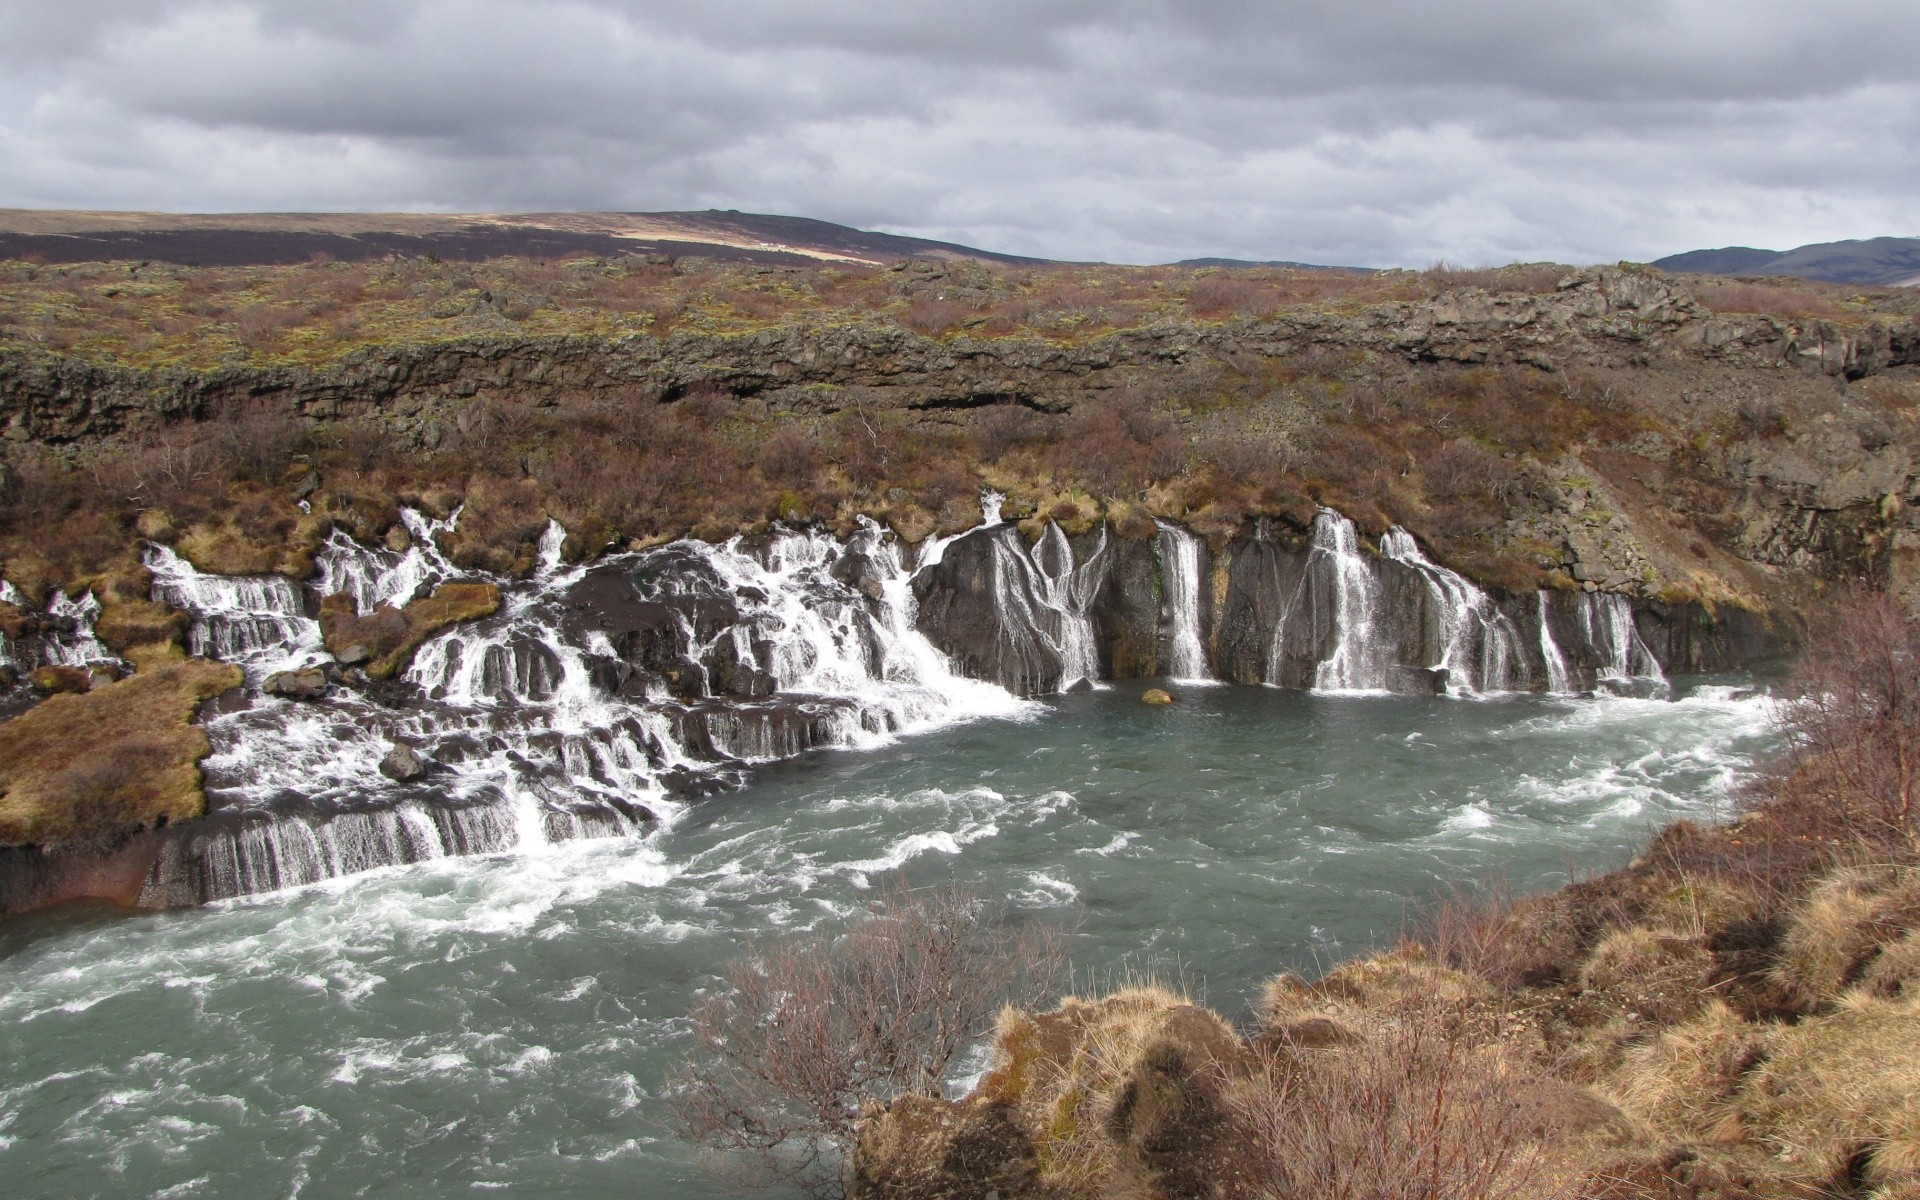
[1174,257,1368,272]
[0,209,1045,268]
[1654,236,1920,287]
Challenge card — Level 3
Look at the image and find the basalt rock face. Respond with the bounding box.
[915,511,1785,698]
[5,269,1918,447]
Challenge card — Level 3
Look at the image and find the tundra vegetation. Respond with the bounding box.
[678,591,1920,1200]
[2,254,1915,621]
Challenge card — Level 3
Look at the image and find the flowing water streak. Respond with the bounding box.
[1378,527,1527,692]
[310,507,463,614]
[1581,592,1667,687]
[1031,522,1109,690]
[148,508,1034,903]
[1311,510,1389,692]
[1536,592,1574,694]
[145,545,324,676]
[1154,520,1212,681]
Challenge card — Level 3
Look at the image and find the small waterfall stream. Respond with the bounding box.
[1380,527,1527,693]
[1304,510,1390,692]
[1154,521,1212,681]
[1536,592,1574,694]
[1580,591,1668,690]
[147,545,324,676]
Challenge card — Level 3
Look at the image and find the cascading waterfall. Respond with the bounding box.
[1309,510,1389,692]
[1379,528,1527,692]
[1536,592,1573,694]
[0,581,117,674]
[139,506,1031,903]
[146,545,324,676]
[1154,521,1212,681]
[311,507,461,613]
[1580,592,1667,689]
[1031,523,1108,690]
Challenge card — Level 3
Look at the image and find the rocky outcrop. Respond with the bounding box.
[916,512,1786,697]
[5,269,1917,447]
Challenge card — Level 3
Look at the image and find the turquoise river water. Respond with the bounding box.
[0,678,1775,1199]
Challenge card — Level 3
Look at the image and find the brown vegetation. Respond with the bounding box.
[0,656,241,847]
[673,880,1067,1198]
[319,581,501,680]
[836,593,1920,1199]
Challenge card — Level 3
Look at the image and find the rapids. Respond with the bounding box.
[0,679,1776,1199]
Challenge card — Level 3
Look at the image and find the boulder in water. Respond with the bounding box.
[1386,665,1449,695]
[333,642,374,666]
[1142,688,1173,706]
[379,745,429,782]
[262,668,328,701]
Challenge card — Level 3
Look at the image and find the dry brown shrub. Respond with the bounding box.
[1188,276,1279,318]
[1760,589,1920,854]
[973,403,1050,462]
[1693,279,1846,321]
[1235,996,1575,1200]
[1052,391,1188,493]
[672,880,1066,1199]
[757,424,825,490]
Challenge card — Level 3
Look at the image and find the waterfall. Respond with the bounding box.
[1536,592,1573,694]
[1309,510,1389,692]
[143,508,1031,904]
[146,545,324,675]
[1031,523,1108,690]
[1154,520,1212,681]
[1580,592,1667,689]
[1379,527,1527,693]
[311,507,461,614]
[0,584,117,673]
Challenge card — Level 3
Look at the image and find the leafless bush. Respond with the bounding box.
[1763,589,1920,853]
[671,880,1068,1198]
[210,400,307,483]
[1237,998,1568,1200]
[1053,391,1188,492]
[973,403,1048,462]
[757,425,824,490]
[1188,276,1278,318]
[1410,876,1521,984]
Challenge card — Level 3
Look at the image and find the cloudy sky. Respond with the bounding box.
[1,1,1914,266]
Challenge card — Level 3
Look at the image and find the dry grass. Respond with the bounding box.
[0,656,241,846]
[320,581,501,680]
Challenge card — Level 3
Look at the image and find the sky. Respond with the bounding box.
[1,1,1915,267]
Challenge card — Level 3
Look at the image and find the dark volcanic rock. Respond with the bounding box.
[379,744,429,782]
[1095,534,1161,679]
[262,668,328,700]
[913,525,1067,696]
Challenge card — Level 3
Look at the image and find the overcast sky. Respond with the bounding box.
[1,1,1914,266]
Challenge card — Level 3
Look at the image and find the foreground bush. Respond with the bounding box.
[672,880,1066,1198]
[843,591,1920,1199]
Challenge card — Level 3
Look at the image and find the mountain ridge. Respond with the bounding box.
[1654,235,1920,287]
[0,208,1047,269]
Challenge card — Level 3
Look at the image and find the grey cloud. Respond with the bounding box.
[0,0,1914,266]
